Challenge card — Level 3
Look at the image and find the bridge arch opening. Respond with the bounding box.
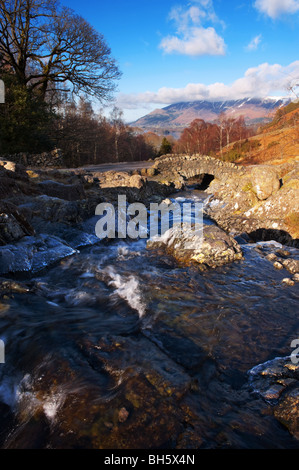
[185,174,215,191]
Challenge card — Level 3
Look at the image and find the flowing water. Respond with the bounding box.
[0,189,298,449]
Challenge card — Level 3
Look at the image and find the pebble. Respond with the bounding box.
[282,259,299,275]
[266,253,277,262]
[162,198,172,206]
[118,407,129,423]
[273,261,284,270]
[276,249,291,258]
[282,278,295,286]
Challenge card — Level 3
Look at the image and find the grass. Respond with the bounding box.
[223,139,261,163]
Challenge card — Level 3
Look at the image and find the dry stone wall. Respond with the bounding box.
[0,149,64,168]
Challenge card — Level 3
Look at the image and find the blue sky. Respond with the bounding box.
[62,0,299,122]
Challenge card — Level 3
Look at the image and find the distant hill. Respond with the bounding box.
[131,98,290,131]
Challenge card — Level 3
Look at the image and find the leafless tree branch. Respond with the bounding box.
[0,0,121,102]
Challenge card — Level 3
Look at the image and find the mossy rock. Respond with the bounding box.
[242,182,254,192]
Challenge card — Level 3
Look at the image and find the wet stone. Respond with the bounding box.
[282,278,295,287]
[0,280,32,296]
[248,357,299,440]
[273,261,284,270]
[274,387,299,440]
[276,249,291,258]
[282,259,299,275]
[147,224,243,269]
[261,385,285,401]
[0,235,77,275]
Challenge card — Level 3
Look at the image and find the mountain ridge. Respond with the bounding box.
[131,97,290,131]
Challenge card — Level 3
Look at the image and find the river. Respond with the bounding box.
[0,189,298,449]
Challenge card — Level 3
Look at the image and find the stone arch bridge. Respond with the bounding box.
[152,154,243,187]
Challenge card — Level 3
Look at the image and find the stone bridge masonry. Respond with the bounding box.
[152,154,244,186]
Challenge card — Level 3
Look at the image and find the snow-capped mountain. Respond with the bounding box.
[131,97,290,130]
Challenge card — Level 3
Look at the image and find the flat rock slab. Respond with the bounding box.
[0,234,77,275]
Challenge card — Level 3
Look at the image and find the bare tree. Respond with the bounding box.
[109,106,125,162]
[287,78,299,100]
[217,112,226,159]
[0,0,121,102]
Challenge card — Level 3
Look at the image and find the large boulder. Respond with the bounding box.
[243,179,299,241]
[205,162,299,246]
[129,174,144,189]
[147,224,243,269]
[250,166,281,201]
[19,195,96,225]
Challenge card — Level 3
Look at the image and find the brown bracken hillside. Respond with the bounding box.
[222,101,299,167]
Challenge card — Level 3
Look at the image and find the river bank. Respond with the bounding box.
[0,154,298,449]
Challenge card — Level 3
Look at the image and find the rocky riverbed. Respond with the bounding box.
[0,154,298,449]
[152,154,299,248]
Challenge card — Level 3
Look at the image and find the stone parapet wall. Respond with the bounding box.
[153,153,243,184]
[154,153,241,170]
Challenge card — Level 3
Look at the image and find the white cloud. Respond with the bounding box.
[159,2,226,56]
[168,5,203,31]
[254,0,299,19]
[117,61,299,110]
[160,26,226,56]
[246,34,262,51]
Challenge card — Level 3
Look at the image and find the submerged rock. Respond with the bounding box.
[3,335,192,449]
[147,224,243,269]
[0,279,32,296]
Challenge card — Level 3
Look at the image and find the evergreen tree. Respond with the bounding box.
[159,137,173,156]
[0,73,55,153]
